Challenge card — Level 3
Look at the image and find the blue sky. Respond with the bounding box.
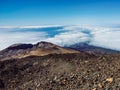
[0,0,120,26]
[0,0,120,51]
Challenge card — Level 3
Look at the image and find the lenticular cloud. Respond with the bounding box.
[0,25,120,51]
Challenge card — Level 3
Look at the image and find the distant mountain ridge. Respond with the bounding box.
[0,41,79,61]
[67,42,120,54]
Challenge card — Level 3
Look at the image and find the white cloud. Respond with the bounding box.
[45,29,90,46]
[0,25,120,51]
[0,25,63,29]
[90,28,120,51]
[0,31,48,50]
[45,26,120,51]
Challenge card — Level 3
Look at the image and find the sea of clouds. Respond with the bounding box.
[0,25,120,51]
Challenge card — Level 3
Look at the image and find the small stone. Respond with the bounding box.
[63,79,66,83]
[106,78,113,83]
[61,79,67,85]
[117,78,120,80]
[98,83,102,88]
[92,88,96,90]
[85,61,89,63]
[33,62,38,65]
[53,76,57,81]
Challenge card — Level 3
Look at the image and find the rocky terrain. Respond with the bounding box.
[0,42,120,90]
[0,53,120,90]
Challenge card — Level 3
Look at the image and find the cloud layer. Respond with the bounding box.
[0,25,120,51]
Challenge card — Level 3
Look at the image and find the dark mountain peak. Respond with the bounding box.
[34,41,56,48]
[6,41,54,50]
[6,43,33,50]
[0,41,79,61]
